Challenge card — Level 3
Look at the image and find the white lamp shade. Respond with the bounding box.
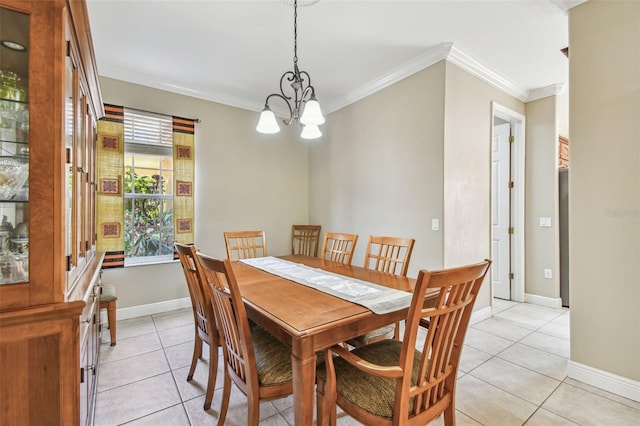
[256,108,280,134]
[300,98,325,126]
[300,124,322,140]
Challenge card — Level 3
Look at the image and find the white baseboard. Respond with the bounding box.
[524,293,563,309]
[106,298,493,328]
[470,306,492,325]
[567,360,640,402]
[101,297,191,323]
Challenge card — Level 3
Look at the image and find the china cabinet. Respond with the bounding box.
[559,135,569,168]
[0,1,104,425]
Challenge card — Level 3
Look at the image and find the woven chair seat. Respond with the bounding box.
[317,340,421,419]
[101,284,117,302]
[252,327,293,387]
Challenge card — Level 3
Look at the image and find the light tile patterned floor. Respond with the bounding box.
[95,300,640,425]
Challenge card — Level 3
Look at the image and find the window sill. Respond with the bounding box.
[125,257,179,268]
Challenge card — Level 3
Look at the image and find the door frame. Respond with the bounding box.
[491,102,526,303]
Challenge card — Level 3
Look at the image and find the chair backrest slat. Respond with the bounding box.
[321,232,358,264]
[224,230,267,260]
[364,235,415,276]
[175,243,217,341]
[292,224,321,257]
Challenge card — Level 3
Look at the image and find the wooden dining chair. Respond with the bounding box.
[321,232,359,264]
[174,242,219,411]
[291,224,322,257]
[348,235,416,346]
[364,235,415,276]
[196,252,294,426]
[224,230,267,260]
[316,259,491,426]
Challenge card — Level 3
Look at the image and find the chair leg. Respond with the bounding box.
[203,338,218,410]
[106,301,117,346]
[316,378,331,426]
[217,371,231,426]
[188,333,202,381]
[443,403,456,426]
[247,392,261,426]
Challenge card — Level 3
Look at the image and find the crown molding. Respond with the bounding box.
[324,43,453,114]
[550,0,589,14]
[527,83,566,101]
[99,43,565,117]
[447,45,530,102]
[326,42,544,113]
[98,63,264,113]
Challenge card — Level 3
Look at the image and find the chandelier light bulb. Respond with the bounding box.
[300,95,325,126]
[256,106,281,134]
[300,124,322,140]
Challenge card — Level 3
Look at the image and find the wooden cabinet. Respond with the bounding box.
[0,1,104,425]
[559,136,569,168]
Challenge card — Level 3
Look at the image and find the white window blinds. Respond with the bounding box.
[124,108,172,146]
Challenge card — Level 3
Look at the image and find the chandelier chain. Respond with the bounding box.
[293,0,298,65]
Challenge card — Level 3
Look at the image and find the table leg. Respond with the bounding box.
[291,342,317,426]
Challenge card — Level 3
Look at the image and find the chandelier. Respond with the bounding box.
[255,0,325,140]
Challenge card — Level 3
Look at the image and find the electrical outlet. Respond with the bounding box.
[544,268,552,279]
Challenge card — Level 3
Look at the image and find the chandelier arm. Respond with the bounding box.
[300,85,314,103]
[265,93,295,125]
[299,70,311,90]
[279,71,296,101]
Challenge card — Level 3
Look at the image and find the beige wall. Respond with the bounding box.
[309,60,527,313]
[569,0,639,382]
[443,62,524,310]
[99,58,561,321]
[99,77,308,308]
[524,96,560,300]
[309,61,447,277]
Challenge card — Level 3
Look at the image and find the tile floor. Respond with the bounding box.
[95,300,640,425]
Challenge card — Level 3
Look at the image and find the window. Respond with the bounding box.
[123,108,174,265]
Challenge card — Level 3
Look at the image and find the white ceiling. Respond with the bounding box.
[86,0,582,116]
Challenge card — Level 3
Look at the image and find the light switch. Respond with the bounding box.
[432,219,439,231]
[539,217,552,227]
[544,269,552,279]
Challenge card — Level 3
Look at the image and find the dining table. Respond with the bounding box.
[230,254,435,426]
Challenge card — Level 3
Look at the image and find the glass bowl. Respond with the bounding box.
[0,157,28,200]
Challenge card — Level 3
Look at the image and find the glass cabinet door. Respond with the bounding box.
[0,7,29,285]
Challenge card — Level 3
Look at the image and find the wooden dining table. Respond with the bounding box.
[230,254,429,426]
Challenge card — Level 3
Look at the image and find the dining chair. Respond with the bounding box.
[321,232,358,264]
[364,235,415,276]
[174,242,219,410]
[316,259,491,426]
[291,224,322,257]
[196,252,294,426]
[224,230,267,260]
[348,235,416,346]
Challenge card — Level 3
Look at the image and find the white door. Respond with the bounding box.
[491,122,511,299]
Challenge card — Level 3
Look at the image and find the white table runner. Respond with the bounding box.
[240,256,412,314]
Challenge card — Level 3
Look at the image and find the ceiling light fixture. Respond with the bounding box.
[0,40,27,52]
[256,0,325,140]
